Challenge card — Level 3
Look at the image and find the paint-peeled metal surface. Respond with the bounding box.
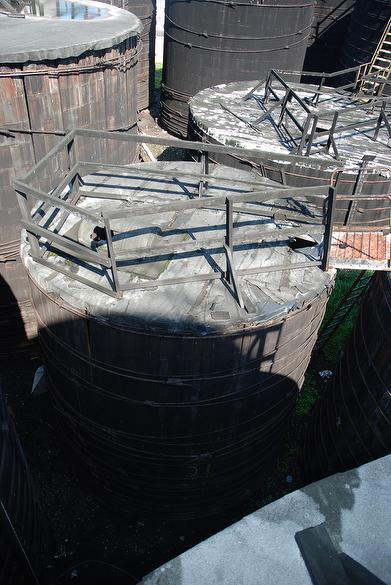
[304,0,356,73]
[189,80,391,229]
[0,0,140,356]
[339,0,391,83]
[0,385,53,584]
[161,0,315,137]
[22,161,334,517]
[304,271,391,483]
[101,0,156,109]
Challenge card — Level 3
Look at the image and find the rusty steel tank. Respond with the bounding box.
[21,157,335,518]
[0,0,141,356]
[304,271,391,483]
[188,78,391,229]
[96,0,156,109]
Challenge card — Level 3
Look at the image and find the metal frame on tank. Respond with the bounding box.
[14,129,338,308]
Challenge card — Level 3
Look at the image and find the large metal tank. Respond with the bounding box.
[0,1,141,355]
[304,271,391,483]
[189,80,391,228]
[99,0,156,109]
[0,384,53,584]
[21,159,334,517]
[339,0,391,79]
[160,0,315,137]
[304,0,356,73]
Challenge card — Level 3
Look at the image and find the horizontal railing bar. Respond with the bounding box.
[299,64,367,78]
[73,128,344,168]
[21,220,112,268]
[105,185,330,220]
[79,166,329,203]
[78,163,287,192]
[315,100,391,118]
[113,225,324,261]
[237,260,322,276]
[336,195,391,201]
[31,255,118,298]
[14,180,101,222]
[118,259,322,291]
[120,272,222,290]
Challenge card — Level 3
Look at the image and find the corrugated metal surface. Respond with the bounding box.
[304,0,356,72]
[0,7,140,356]
[30,277,331,518]
[304,271,391,483]
[102,0,156,109]
[339,0,391,80]
[0,385,53,584]
[161,0,315,137]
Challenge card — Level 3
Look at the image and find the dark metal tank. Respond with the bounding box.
[21,160,334,518]
[304,0,356,73]
[189,79,391,228]
[0,1,141,355]
[0,385,53,584]
[304,271,391,483]
[101,0,156,109]
[160,0,315,137]
[339,0,391,79]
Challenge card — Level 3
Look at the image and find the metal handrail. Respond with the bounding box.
[14,129,340,308]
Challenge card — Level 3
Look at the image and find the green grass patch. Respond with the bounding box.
[296,269,369,418]
[155,64,162,90]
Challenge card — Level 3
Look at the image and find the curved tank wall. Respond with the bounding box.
[160,0,315,137]
[0,1,141,356]
[339,0,391,82]
[304,0,356,73]
[304,271,391,483]
[22,160,334,517]
[0,385,53,584]
[100,0,156,109]
[189,80,391,228]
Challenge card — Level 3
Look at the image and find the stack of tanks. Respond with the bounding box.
[0,0,142,355]
[16,132,336,515]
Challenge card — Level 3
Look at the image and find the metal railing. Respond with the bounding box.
[231,68,391,160]
[14,129,338,308]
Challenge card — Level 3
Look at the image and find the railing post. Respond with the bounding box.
[306,114,319,156]
[322,186,337,271]
[224,197,244,309]
[103,216,122,298]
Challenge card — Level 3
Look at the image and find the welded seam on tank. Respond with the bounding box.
[32,289,328,385]
[164,13,312,40]
[39,324,318,413]
[164,30,310,52]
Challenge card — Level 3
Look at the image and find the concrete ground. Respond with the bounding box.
[139,455,391,585]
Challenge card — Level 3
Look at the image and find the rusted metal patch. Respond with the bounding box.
[330,231,391,270]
